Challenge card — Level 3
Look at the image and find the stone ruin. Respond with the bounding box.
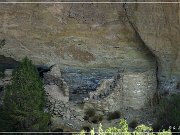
[43,68,157,131]
[0,68,157,111]
[44,73,69,103]
[0,68,157,131]
[88,69,157,110]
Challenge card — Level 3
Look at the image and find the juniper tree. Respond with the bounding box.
[0,57,50,131]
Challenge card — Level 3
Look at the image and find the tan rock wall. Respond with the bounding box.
[0,2,179,112]
[125,1,180,88]
[0,3,156,72]
[122,70,157,109]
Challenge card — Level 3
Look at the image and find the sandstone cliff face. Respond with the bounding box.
[0,1,179,110]
[0,2,156,88]
[0,3,155,71]
[125,1,180,90]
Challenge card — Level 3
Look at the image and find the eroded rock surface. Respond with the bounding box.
[89,69,157,110]
[0,2,156,75]
[125,1,180,90]
[0,1,179,131]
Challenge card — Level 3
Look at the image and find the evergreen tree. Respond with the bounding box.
[0,57,50,132]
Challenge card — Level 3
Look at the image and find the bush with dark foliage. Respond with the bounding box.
[107,111,121,121]
[154,94,180,132]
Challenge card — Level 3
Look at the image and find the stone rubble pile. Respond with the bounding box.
[89,74,122,100]
[44,73,69,97]
[44,72,85,130]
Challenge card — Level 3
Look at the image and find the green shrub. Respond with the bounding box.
[84,107,103,124]
[0,57,50,132]
[83,115,89,121]
[155,94,180,132]
[85,107,96,117]
[82,126,91,132]
[76,119,172,135]
[91,115,103,124]
[107,111,121,121]
[129,120,138,129]
[84,107,97,122]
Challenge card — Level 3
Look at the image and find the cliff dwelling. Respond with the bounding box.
[0,1,179,133]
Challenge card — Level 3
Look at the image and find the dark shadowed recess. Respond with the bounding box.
[0,55,54,78]
[0,55,20,69]
[61,66,123,101]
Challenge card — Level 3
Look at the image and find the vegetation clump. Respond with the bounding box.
[0,57,50,132]
[91,115,103,124]
[154,94,180,132]
[107,111,121,121]
[82,126,91,132]
[77,119,172,135]
[84,107,96,118]
[129,119,138,129]
[84,108,103,124]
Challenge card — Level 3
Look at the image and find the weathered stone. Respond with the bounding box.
[0,2,157,95]
[45,84,69,103]
[89,70,157,110]
[89,78,114,99]
[125,1,180,89]
[76,116,84,122]
[4,69,13,77]
[121,70,157,109]
[0,1,179,132]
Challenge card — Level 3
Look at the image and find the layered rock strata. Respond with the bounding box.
[0,1,179,131]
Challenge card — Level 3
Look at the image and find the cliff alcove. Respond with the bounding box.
[0,1,179,132]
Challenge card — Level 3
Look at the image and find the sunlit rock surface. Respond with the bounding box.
[125,1,180,90]
[0,1,179,131]
[0,2,156,96]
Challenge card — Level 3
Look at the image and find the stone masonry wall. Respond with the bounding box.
[121,70,157,110]
[89,70,157,110]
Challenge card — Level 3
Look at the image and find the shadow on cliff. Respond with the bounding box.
[0,55,54,78]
